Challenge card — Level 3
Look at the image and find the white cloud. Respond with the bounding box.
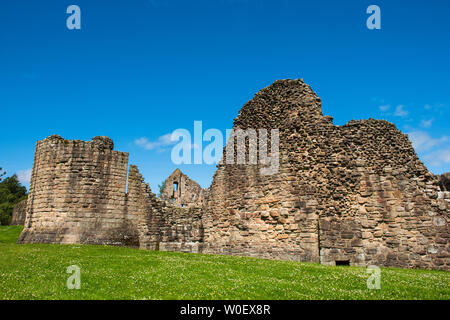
[17,169,32,184]
[407,131,448,152]
[379,104,390,112]
[420,118,434,128]
[135,134,176,150]
[393,105,409,117]
[423,149,450,167]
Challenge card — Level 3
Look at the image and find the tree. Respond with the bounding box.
[0,167,5,182]
[0,174,27,225]
[157,180,166,197]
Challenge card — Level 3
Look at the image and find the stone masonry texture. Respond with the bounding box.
[160,169,206,208]
[11,198,27,225]
[17,79,449,270]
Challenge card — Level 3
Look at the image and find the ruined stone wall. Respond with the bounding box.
[11,198,27,225]
[439,173,450,192]
[317,120,449,269]
[16,79,449,270]
[126,165,163,250]
[160,169,205,208]
[202,80,324,262]
[17,135,205,254]
[18,135,133,245]
[127,167,204,252]
[159,207,204,253]
[202,79,449,270]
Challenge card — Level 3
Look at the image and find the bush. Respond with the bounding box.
[0,203,15,225]
[0,174,27,225]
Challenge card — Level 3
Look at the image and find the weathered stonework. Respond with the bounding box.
[203,80,449,270]
[160,169,206,208]
[439,173,450,192]
[124,165,204,251]
[19,135,133,246]
[11,198,27,225]
[17,79,449,270]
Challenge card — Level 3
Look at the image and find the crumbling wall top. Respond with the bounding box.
[40,135,115,151]
[91,136,114,150]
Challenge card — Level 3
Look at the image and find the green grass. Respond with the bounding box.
[0,226,449,300]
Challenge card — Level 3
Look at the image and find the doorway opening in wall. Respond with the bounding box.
[173,182,178,191]
[335,260,350,266]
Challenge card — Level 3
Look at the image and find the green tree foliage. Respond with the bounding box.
[0,174,27,225]
[0,167,6,182]
[158,180,166,197]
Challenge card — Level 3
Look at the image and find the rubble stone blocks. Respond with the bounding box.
[439,173,450,192]
[17,79,449,270]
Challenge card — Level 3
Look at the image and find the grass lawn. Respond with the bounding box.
[0,226,449,300]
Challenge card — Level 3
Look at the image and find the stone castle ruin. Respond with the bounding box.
[160,169,206,208]
[17,79,449,270]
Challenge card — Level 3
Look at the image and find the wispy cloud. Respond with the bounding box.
[407,131,448,152]
[135,134,176,150]
[423,149,450,167]
[379,104,390,112]
[420,118,434,128]
[135,133,201,153]
[422,103,448,116]
[17,169,32,184]
[393,105,409,117]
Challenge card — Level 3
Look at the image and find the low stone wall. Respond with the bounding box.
[159,207,204,253]
[11,198,27,225]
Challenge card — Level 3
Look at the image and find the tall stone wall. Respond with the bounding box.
[126,165,163,250]
[202,80,326,261]
[202,79,449,270]
[317,120,449,269]
[18,135,133,245]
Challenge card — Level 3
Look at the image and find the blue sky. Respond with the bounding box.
[0,0,449,191]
